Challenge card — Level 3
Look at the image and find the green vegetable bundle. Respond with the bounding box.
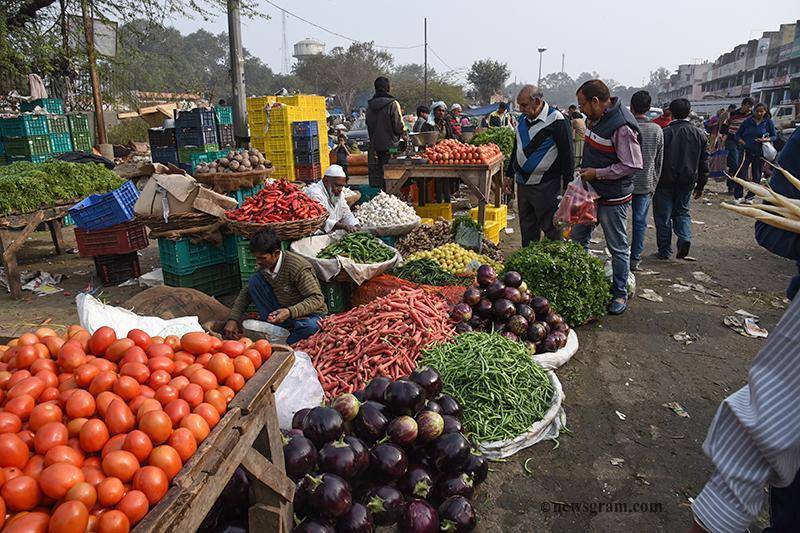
[392,258,474,286]
[451,215,481,234]
[421,332,554,442]
[469,127,515,158]
[0,161,125,217]
[504,240,610,326]
[317,232,395,263]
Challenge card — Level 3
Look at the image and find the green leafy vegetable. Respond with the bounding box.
[469,127,515,158]
[451,215,481,234]
[392,258,473,286]
[504,240,610,325]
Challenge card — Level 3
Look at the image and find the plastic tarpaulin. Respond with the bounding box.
[461,103,501,117]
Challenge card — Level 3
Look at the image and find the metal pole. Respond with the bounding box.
[561,53,565,73]
[537,48,546,87]
[228,0,247,146]
[80,0,106,144]
[424,18,428,105]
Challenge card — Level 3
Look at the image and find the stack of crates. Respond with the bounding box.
[0,114,53,164]
[469,204,508,245]
[67,113,93,152]
[47,115,73,155]
[214,106,235,150]
[21,98,64,114]
[159,234,240,297]
[174,108,219,172]
[292,121,321,182]
[148,128,178,166]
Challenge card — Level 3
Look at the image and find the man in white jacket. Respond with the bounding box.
[305,165,360,233]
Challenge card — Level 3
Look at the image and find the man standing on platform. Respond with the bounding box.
[366,76,404,190]
[504,84,574,246]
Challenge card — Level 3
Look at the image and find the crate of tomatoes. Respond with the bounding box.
[422,139,503,166]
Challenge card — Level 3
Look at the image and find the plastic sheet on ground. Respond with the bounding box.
[531,330,579,370]
[290,233,401,285]
[274,350,324,430]
[477,370,566,459]
[76,293,203,337]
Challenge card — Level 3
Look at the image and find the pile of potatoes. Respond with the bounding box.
[194,149,271,174]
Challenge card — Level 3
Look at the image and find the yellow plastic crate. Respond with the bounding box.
[246,96,276,111]
[483,220,501,244]
[470,204,508,230]
[415,203,453,221]
[420,218,434,225]
[277,94,325,109]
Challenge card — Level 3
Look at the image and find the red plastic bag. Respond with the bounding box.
[554,176,599,237]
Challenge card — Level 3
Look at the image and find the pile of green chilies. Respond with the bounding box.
[420,332,554,442]
[317,232,394,263]
[392,258,474,286]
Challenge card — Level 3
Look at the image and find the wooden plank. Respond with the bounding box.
[0,205,71,230]
[1,211,45,300]
[47,219,66,255]
[249,503,284,533]
[229,347,294,415]
[241,447,294,501]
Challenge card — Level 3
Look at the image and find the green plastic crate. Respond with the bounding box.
[163,261,240,297]
[49,132,73,154]
[4,135,51,156]
[1,115,49,137]
[7,154,51,163]
[320,281,352,313]
[47,115,69,134]
[188,150,227,169]
[71,131,93,152]
[237,239,290,286]
[215,106,233,125]
[177,144,220,163]
[21,98,64,114]
[67,114,90,134]
[62,214,74,227]
[158,234,238,276]
[227,184,264,205]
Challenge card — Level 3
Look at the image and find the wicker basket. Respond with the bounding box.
[193,168,271,193]
[224,213,329,240]
[135,212,220,234]
[360,217,421,237]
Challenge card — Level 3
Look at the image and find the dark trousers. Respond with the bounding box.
[368,150,390,190]
[248,274,322,344]
[734,150,763,200]
[652,186,693,258]
[517,178,562,246]
[765,469,800,532]
[755,221,800,300]
[725,139,741,193]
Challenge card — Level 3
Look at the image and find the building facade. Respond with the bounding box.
[657,20,800,108]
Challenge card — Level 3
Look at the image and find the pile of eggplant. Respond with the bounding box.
[285,368,485,532]
[450,265,571,353]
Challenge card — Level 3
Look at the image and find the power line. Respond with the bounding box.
[262,0,424,50]
[428,46,454,71]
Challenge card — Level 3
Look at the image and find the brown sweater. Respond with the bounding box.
[228,251,327,322]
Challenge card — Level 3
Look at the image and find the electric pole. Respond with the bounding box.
[80,0,106,144]
[537,48,547,87]
[228,0,247,146]
[561,53,565,74]
[424,18,428,106]
[281,11,289,75]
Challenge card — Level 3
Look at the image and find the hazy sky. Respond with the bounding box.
[176,0,800,87]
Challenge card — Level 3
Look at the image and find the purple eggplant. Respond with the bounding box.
[531,296,550,320]
[383,380,425,416]
[476,265,497,287]
[468,315,485,329]
[319,437,360,480]
[474,298,493,318]
[363,485,405,526]
[492,298,515,319]
[386,415,418,446]
[307,473,353,518]
[438,496,476,532]
[543,333,561,352]
[336,502,374,533]
[292,408,312,430]
[283,434,318,480]
[423,400,443,414]
[354,402,389,443]
[415,410,444,443]
[399,499,439,533]
[461,287,482,306]
[450,302,472,322]
[506,315,529,336]
[454,322,473,334]
[501,331,519,342]
[437,473,475,499]
[524,340,538,353]
[515,304,534,322]
[353,389,366,402]
[283,428,304,437]
[409,366,443,399]
[501,286,521,304]
[370,442,408,481]
[332,393,361,422]
[292,518,335,533]
[502,271,522,288]
[398,465,434,499]
[442,415,463,434]
[343,435,370,477]
[463,449,488,484]
[485,281,506,301]
[526,321,549,343]
[294,476,313,517]
[545,312,564,330]
[519,290,532,305]
[437,395,462,419]
[302,407,344,448]
[364,376,392,402]
[431,432,471,473]
[551,330,567,349]
[490,320,506,333]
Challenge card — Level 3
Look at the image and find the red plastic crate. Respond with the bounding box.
[74,220,149,257]
[93,253,141,286]
[296,163,322,182]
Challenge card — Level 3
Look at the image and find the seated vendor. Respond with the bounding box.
[224,228,327,344]
[305,164,360,233]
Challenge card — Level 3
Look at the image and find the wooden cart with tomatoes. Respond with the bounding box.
[133,345,296,533]
[382,156,505,226]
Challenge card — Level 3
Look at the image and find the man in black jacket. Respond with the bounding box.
[365,76,404,189]
[652,98,709,260]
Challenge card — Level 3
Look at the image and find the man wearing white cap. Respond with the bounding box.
[449,103,465,139]
[305,165,360,233]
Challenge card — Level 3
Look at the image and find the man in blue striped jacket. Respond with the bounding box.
[504,85,574,245]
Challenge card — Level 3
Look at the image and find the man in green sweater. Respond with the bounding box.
[224,228,327,344]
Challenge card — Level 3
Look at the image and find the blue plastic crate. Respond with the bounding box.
[294,151,321,165]
[151,146,179,165]
[292,121,319,136]
[175,108,216,129]
[293,136,320,152]
[68,180,139,231]
[148,128,176,148]
[20,98,64,114]
[175,126,218,147]
[158,234,238,276]
[49,132,73,154]
[2,115,50,137]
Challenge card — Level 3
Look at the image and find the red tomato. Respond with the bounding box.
[119,363,149,385]
[27,403,62,432]
[154,385,179,407]
[163,399,190,428]
[135,399,162,421]
[41,335,65,358]
[207,354,234,382]
[218,386,235,404]
[147,370,171,390]
[122,430,153,464]
[39,463,84,499]
[88,371,117,397]
[44,445,84,467]
[0,412,22,434]
[179,384,204,409]
[193,403,220,429]
[224,373,245,392]
[1,474,41,510]
[101,434,126,459]
[180,332,213,356]
[96,476,125,507]
[5,395,35,421]
[8,376,45,400]
[180,414,210,444]
[33,422,68,455]
[233,357,254,379]
[81,465,105,487]
[97,509,130,533]
[105,400,135,435]
[65,481,97,509]
[105,339,135,363]
[3,511,50,533]
[204,390,227,416]
[169,376,190,391]
[78,419,110,453]
[253,340,272,362]
[14,345,38,369]
[148,445,182,480]
[65,389,96,419]
[189,369,218,392]
[138,411,172,445]
[48,500,89,533]
[115,489,149,526]
[220,341,245,358]
[126,329,151,350]
[132,466,168,505]
[88,327,116,356]
[167,428,197,463]
[145,344,173,360]
[66,418,88,438]
[119,346,147,367]
[102,451,139,483]
[112,376,140,402]
[73,364,99,388]
[243,349,262,370]
[147,356,174,374]
[39,387,59,403]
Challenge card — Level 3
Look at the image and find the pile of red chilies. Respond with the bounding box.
[294,288,455,398]
[225,180,326,223]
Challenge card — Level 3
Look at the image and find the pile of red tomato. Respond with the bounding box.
[0,326,272,533]
[422,139,503,166]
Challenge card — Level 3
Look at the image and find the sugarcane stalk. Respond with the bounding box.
[721,203,800,233]
[764,160,800,193]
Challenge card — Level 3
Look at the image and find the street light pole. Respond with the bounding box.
[537,48,547,87]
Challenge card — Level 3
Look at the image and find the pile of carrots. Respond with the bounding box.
[294,288,454,399]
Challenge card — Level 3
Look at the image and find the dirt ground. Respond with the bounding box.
[0,181,794,532]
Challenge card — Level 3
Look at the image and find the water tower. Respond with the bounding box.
[293,38,325,61]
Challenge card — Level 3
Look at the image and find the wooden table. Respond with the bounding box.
[0,204,71,300]
[382,157,504,225]
[134,345,296,533]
